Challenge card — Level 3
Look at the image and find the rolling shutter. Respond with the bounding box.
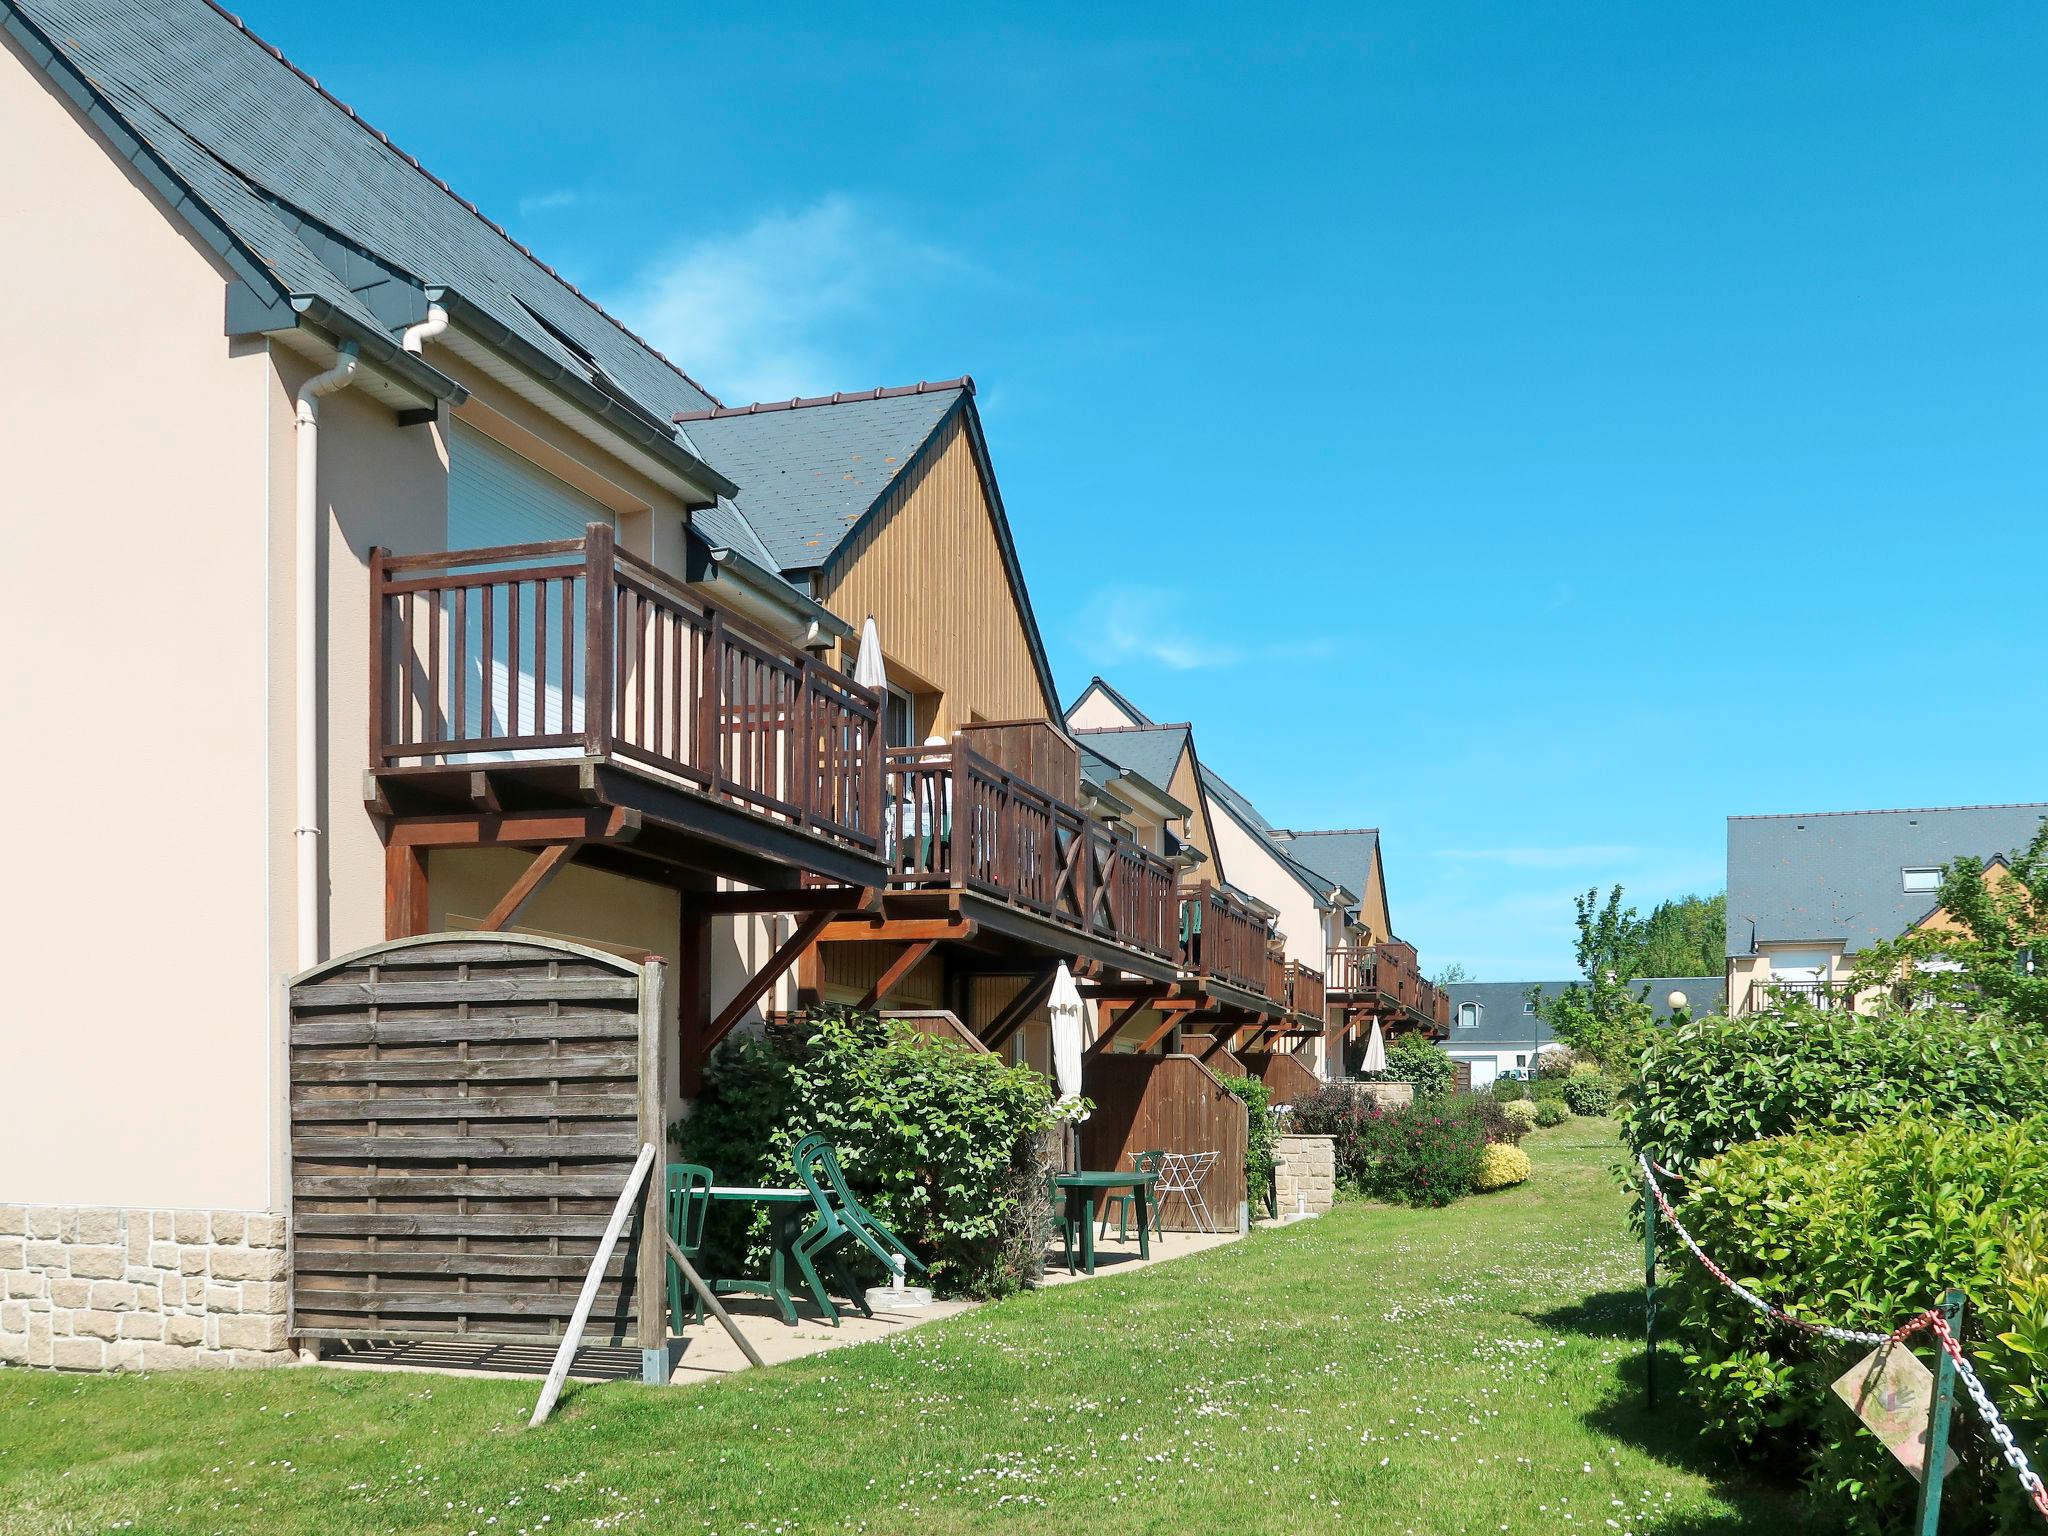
[448,423,615,547]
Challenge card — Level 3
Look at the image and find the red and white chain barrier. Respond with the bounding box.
[1639,1153,2048,1524]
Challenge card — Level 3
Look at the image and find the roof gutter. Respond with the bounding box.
[287,295,466,406]
[426,287,738,504]
[688,536,852,647]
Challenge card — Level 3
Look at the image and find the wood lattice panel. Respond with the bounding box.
[287,935,661,1348]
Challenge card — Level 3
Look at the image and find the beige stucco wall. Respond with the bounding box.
[0,34,274,1210]
[1207,805,1326,973]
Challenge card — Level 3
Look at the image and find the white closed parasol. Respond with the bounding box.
[1361,1018,1388,1074]
[854,615,887,694]
[1049,963,1086,1111]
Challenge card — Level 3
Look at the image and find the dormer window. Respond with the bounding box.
[1457,1002,1480,1029]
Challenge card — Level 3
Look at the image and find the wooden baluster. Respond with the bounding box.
[367,548,389,767]
[948,737,969,891]
[479,580,495,743]
[506,578,521,741]
[533,576,550,736]
[698,609,720,792]
[451,583,467,744]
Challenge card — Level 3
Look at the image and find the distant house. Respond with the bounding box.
[1726,802,2047,1015]
[1442,977,1725,1088]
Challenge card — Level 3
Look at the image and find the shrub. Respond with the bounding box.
[1533,1098,1571,1127]
[1219,1073,1277,1217]
[1289,1088,1490,1207]
[1671,1115,2048,1529]
[1624,1006,2048,1175]
[1465,1092,1529,1146]
[1473,1142,1531,1191]
[678,1007,1057,1298]
[1560,1073,1615,1116]
[1490,1075,1530,1103]
[1375,1036,1457,1097]
[1501,1098,1541,1132]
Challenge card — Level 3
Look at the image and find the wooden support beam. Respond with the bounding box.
[1087,995,1154,1058]
[857,941,937,1011]
[384,843,429,940]
[981,967,1060,1054]
[1133,1010,1185,1055]
[818,917,977,944]
[704,910,837,1058]
[467,771,502,812]
[678,909,713,1098]
[696,885,879,916]
[388,807,638,848]
[479,841,580,933]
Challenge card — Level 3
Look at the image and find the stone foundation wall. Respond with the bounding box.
[0,1204,291,1372]
[1350,1080,1415,1110]
[1273,1134,1336,1217]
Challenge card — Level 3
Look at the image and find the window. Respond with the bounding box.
[1456,1002,1480,1030]
[1903,867,1942,894]
[884,686,915,751]
[1522,999,1535,1014]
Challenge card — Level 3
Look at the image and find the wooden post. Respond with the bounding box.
[677,908,712,1098]
[367,546,389,770]
[583,522,615,757]
[637,958,670,1385]
[948,734,970,891]
[701,607,724,797]
[384,843,429,939]
[1916,1288,1967,1534]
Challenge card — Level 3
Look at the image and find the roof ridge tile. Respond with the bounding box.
[674,378,974,422]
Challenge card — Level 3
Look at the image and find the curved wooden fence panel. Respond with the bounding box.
[1078,1054,1248,1233]
[1245,1050,1321,1106]
[286,935,666,1352]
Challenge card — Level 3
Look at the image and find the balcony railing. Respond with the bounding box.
[1746,979,1860,1013]
[886,738,1178,960]
[1328,941,1443,1026]
[1286,960,1326,1023]
[1178,882,1283,1001]
[370,526,883,852]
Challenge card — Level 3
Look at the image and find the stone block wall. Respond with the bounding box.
[1273,1134,1336,1218]
[0,1204,291,1372]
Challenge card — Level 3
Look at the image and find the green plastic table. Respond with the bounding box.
[1053,1171,1156,1274]
[707,1185,810,1324]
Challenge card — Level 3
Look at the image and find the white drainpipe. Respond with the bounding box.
[293,343,361,971]
[401,302,449,355]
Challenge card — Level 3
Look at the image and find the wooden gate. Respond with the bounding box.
[1078,1054,1249,1232]
[286,935,667,1358]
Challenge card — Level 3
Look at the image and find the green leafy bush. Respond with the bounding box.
[1219,1073,1277,1217]
[1533,1098,1571,1127]
[1491,1075,1530,1103]
[1473,1142,1531,1191]
[1289,1088,1490,1208]
[1624,1006,2048,1175]
[1560,1073,1615,1116]
[1672,1115,2048,1530]
[1501,1098,1541,1132]
[1356,1035,1457,1097]
[677,1007,1057,1298]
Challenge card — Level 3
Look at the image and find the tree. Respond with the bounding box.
[1853,823,2048,1028]
[1432,961,1472,988]
[1533,886,1659,1067]
[1638,892,1726,978]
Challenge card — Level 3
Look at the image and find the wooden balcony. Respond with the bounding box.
[1285,960,1326,1024]
[1328,940,1443,1031]
[1745,978,1859,1014]
[1177,882,1287,1009]
[885,738,1178,963]
[368,526,885,887]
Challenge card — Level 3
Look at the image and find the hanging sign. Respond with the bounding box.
[1831,1343,1961,1484]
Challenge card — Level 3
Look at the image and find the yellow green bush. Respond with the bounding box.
[1501,1097,1541,1131]
[1473,1142,1531,1191]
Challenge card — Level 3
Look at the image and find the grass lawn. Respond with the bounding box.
[0,1121,1802,1535]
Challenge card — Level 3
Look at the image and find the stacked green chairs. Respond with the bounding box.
[789,1133,926,1325]
[663,1162,714,1329]
[1098,1149,1165,1239]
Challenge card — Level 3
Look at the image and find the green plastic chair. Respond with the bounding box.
[1046,1169,1074,1270]
[789,1133,927,1325]
[1098,1149,1166,1240]
[663,1163,713,1330]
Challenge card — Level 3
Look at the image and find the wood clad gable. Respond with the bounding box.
[819,404,1060,731]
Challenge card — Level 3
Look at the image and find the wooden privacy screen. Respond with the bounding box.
[1078,1054,1249,1232]
[287,935,666,1351]
[1244,1051,1321,1106]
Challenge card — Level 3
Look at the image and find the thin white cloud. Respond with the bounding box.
[517,188,582,216]
[1075,586,1343,673]
[1433,844,1648,870]
[618,195,960,405]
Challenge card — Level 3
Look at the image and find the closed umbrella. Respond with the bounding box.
[1361,1018,1388,1075]
[853,615,888,694]
[1048,964,1088,1173]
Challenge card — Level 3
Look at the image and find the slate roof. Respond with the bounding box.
[1072,726,1192,796]
[677,386,968,571]
[1198,767,1354,905]
[1078,743,1189,818]
[1273,829,1379,912]
[1726,802,2048,956]
[8,0,720,429]
[1443,977,1726,1047]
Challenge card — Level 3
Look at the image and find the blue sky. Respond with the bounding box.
[244,1,2048,979]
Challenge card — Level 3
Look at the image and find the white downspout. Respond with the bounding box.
[294,343,360,971]
[402,302,449,354]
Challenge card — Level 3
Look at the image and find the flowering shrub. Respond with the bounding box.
[1473,1143,1531,1191]
[1501,1098,1541,1132]
[1289,1088,1491,1208]
[1533,1098,1571,1127]
[1354,1035,1457,1097]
